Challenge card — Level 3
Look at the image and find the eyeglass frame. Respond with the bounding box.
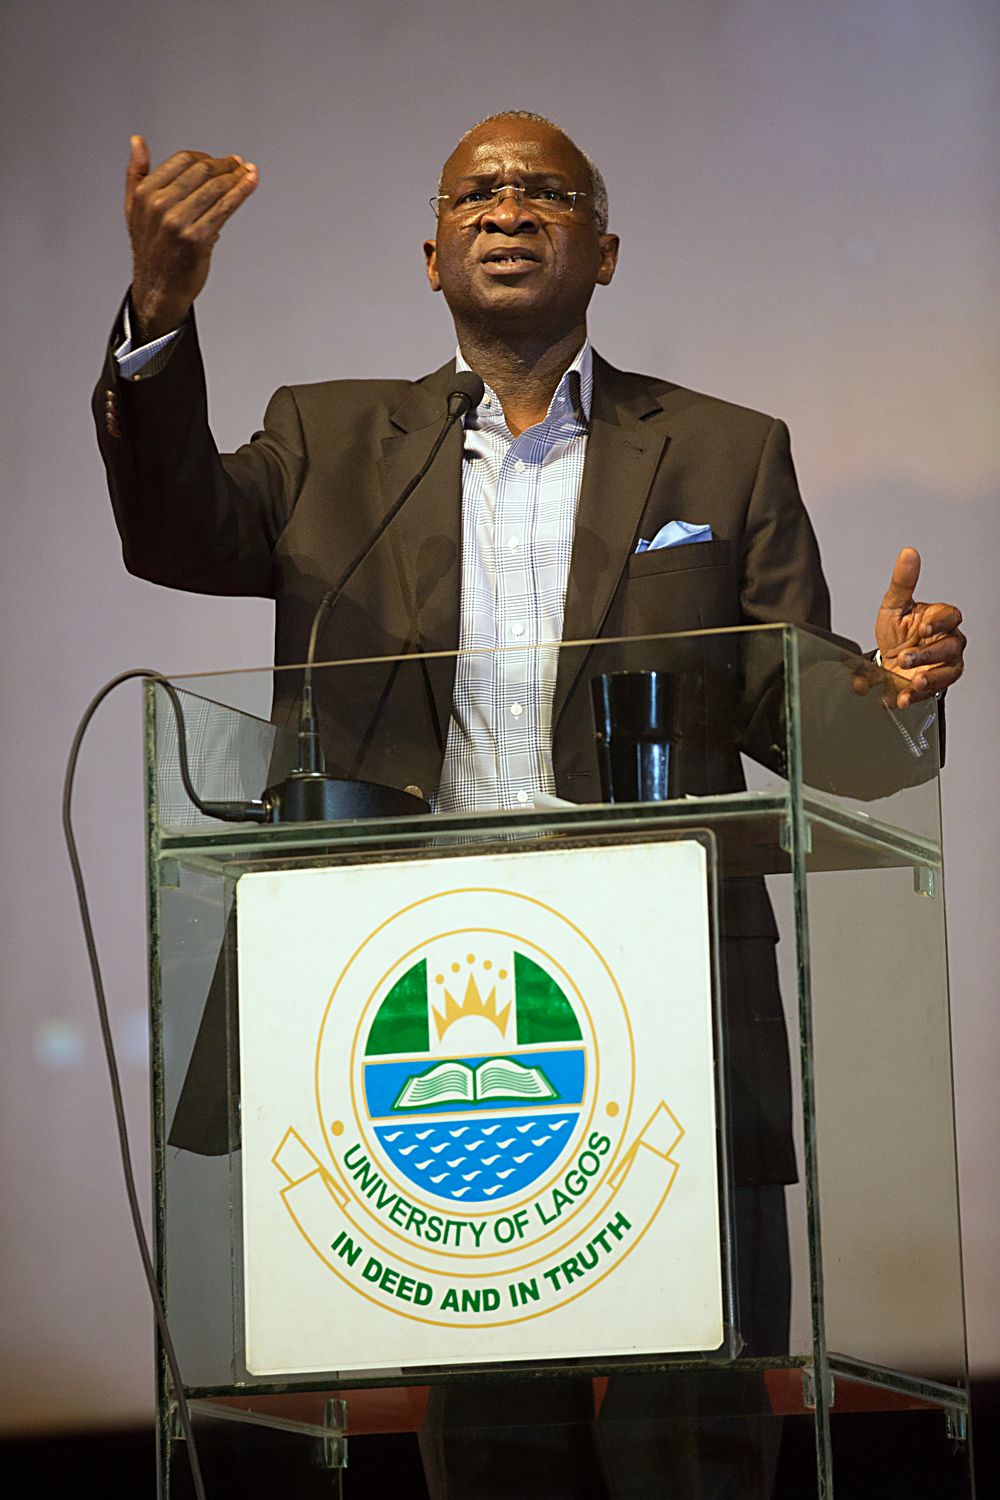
[429,183,592,222]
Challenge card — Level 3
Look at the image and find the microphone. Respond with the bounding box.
[267,371,484,822]
[446,371,488,415]
[446,371,488,419]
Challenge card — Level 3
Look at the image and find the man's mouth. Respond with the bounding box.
[481,247,541,270]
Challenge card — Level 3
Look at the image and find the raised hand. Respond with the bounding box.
[870,547,966,708]
[125,135,258,341]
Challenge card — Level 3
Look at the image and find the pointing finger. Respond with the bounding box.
[881,546,921,614]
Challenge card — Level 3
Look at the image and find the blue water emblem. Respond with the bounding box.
[366,1047,585,1203]
[373,1112,580,1202]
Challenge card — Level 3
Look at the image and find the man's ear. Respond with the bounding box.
[597,234,620,286]
[424,239,441,292]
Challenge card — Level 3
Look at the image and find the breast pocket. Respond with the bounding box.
[623,539,736,633]
[626,538,731,578]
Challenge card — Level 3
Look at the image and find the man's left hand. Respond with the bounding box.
[870,547,966,708]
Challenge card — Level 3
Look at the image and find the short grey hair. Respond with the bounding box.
[437,110,609,233]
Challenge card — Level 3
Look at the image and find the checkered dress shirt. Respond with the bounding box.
[434,343,593,813]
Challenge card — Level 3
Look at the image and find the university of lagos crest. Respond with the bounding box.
[246,845,720,1368]
[298,883,680,1324]
[350,937,589,1209]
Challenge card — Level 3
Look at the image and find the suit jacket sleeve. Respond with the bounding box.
[740,416,831,633]
[93,301,304,598]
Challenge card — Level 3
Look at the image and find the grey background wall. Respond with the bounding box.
[2,0,997,1431]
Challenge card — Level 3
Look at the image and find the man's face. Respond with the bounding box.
[424,117,619,340]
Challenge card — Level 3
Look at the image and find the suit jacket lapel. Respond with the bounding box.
[554,355,672,725]
[374,361,463,739]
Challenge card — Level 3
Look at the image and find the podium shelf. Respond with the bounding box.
[154,790,942,880]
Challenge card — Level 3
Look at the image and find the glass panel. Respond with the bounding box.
[779,632,966,1391]
[163,1399,345,1499]
[826,1373,974,1498]
[758,872,813,1366]
[150,678,295,835]
[154,861,240,1386]
[793,623,943,853]
[176,1376,801,1499]
[805,853,966,1387]
[143,625,969,1497]
[160,625,792,833]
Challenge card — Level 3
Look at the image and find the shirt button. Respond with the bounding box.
[483,395,492,407]
[516,790,530,805]
[510,623,524,638]
[510,702,524,718]
[508,536,520,551]
[514,459,526,473]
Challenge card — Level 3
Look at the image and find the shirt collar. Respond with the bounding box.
[455,340,593,431]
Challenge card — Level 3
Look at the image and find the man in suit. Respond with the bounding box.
[98,113,964,740]
[95,112,967,1498]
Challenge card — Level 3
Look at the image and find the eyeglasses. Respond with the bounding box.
[430,183,590,222]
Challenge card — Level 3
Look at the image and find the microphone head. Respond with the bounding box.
[447,371,485,417]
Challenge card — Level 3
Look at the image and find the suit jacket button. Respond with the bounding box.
[403,785,423,800]
[105,414,121,438]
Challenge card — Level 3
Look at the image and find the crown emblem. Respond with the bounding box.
[433,973,511,1042]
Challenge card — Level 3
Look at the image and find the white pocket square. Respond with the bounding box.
[636,520,713,553]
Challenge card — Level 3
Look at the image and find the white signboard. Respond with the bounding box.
[238,838,721,1374]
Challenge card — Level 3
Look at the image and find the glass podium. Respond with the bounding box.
[144,625,974,1498]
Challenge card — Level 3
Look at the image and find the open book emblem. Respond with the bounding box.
[391,1056,559,1112]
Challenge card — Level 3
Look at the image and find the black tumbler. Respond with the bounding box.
[591,670,683,802]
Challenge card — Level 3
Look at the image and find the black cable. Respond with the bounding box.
[157,678,267,822]
[62,669,208,1500]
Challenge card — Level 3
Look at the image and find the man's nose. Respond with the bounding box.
[480,188,539,233]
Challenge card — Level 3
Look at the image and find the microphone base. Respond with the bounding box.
[264,772,429,824]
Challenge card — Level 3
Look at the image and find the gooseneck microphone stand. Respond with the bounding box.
[262,371,485,823]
